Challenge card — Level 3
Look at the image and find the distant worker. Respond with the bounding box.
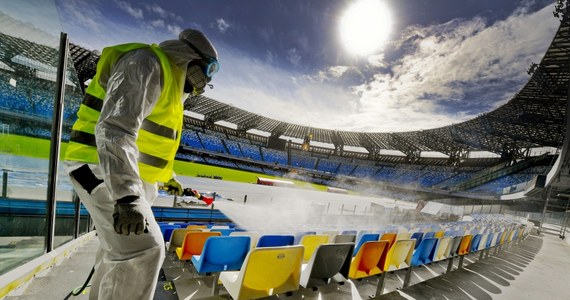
[64,29,219,300]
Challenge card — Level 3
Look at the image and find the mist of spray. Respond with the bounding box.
[211,178,440,234]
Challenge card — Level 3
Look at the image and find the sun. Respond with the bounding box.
[339,0,392,56]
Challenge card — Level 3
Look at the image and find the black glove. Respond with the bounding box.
[164,178,183,196]
[113,196,148,235]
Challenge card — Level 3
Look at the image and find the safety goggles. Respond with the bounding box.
[183,40,220,78]
[203,59,219,78]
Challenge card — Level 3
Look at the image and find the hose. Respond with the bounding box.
[63,265,95,299]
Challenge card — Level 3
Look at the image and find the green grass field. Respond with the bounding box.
[0,134,328,191]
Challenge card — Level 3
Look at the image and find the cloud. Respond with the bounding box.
[367,53,386,68]
[216,18,230,33]
[287,48,301,65]
[209,3,558,134]
[56,0,179,51]
[115,0,143,19]
[265,50,275,64]
[56,0,105,37]
[150,19,165,28]
[347,3,559,131]
[146,3,167,18]
[167,24,182,36]
[145,3,183,23]
[324,66,349,78]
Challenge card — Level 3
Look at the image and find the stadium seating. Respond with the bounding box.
[191,236,251,292]
[219,245,304,300]
[336,163,357,176]
[315,158,340,173]
[396,232,412,241]
[257,234,295,247]
[348,241,388,279]
[166,228,202,252]
[181,129,204,149]
[261,147,287,165]
[300,243,354,288]
[410,237,438,266]
[229,231,259,250]
[353,233,380,256]
[299,234,329,262]
[382,239,415,271]
[351,165,379,178]
[224,139,243,157]
[470,234,483,253]
[333,234,356,244]
[294,231,316,244]
[239,143,262,160]
[379,233,397,249]
[410,232,424,249]
[211,228,236,236]
[198,132,227,153]
[175,231,221,261]
[321,230,339,242]
[160,224,181,242]
[290,152,317,169]
[433,236,453,262]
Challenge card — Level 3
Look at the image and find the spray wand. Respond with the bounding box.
[159,185,215,205]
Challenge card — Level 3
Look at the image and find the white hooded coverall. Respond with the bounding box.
[66,32,211,300]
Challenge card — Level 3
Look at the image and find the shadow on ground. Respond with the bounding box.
[380,233,542,300]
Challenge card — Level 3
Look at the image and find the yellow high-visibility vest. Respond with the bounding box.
[65,43,185,183]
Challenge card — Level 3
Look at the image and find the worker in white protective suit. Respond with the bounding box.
[64,28,219,300]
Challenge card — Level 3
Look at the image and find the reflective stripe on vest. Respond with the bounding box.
[64,43,185,183]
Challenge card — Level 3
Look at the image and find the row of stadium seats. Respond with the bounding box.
[159,214,531,298]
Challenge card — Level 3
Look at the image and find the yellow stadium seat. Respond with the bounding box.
[507,229,517,242]
[187,225,207,230]
[219,245,304,300]
[175,231,221,261]
[499,230,509,245]
[396,232,412,241]
[299,234,329,263]
[383,239,415,272]
[434,231,445,238]
[348,240,389,279]
[433,236,453,261]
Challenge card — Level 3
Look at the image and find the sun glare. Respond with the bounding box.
[339,0,392,56]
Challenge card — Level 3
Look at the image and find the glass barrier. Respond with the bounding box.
[0,0,87,275]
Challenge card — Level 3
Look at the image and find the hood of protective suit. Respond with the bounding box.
[159,28,218,70]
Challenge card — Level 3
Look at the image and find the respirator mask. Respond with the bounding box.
[183,42,220,95]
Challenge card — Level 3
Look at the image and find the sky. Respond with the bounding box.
[1,0,561,133]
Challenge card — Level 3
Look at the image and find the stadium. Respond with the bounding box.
[0,1,569,300]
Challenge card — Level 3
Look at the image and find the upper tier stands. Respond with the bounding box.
[0,67,553,197]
